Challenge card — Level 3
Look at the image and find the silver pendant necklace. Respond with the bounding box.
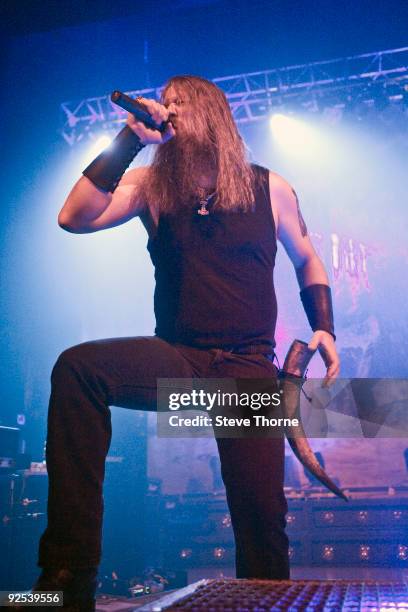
[197,187,216,216]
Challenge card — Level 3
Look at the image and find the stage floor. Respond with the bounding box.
[95,575,408,611]
[187,565,408,582]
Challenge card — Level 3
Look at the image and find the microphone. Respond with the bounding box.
[111,90,168,133]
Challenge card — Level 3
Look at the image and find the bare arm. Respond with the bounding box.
[269,172,328,286]
[269,171,340,382]
[58,168,147,233]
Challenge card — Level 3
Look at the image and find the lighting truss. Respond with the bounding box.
[61,47,408,145]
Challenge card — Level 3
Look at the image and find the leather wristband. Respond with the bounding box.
[82,125,145,193]
[300,284,336,341]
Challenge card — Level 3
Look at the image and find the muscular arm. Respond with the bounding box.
[269,172,328,288]
[269,171,340,381]
[58,167,147,233]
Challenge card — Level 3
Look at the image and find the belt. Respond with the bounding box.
[224,345,275,358]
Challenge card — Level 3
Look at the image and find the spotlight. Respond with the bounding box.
[269,113,299,143]
[359,544,371,561]
[82,135,112,167]
[213,547,226,559]
[221,514,231,528]
[397,545,408,561]
[322,545,335,561]
[358,511,368,523]
[322,511,334,524]
[269,113,324,157]
[179,548,192,559]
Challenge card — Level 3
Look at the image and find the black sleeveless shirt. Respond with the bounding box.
[147,164,278,353]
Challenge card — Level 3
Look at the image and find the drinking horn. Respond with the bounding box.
[280,339,348,501]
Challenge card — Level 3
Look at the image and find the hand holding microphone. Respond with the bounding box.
[111,91,176,145]
[82,91,176,193]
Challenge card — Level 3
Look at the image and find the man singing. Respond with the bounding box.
[36,75,339,609]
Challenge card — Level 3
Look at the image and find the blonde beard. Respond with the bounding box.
[143,111,254,215]
[158,130,218,203]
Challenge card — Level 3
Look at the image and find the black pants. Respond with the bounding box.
[38,336,289,579]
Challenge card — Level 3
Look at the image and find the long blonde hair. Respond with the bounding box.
[142,75,255,214]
